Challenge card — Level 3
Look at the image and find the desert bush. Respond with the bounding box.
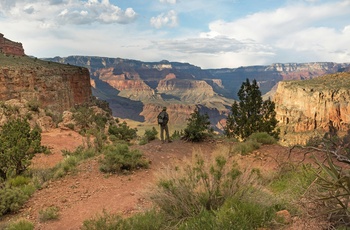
[108,120,137,142]
[139,127,158,145]
[231,139,261,156]
[0,186,29,216]
[0,118,44,180]
[82,209,167,230]
[183,108,213,142]
[6,219,34,230]
[150,148,242,220]
[171,130,183,140]
[39,206,60,222]
[99,144,149,174]
[27,99,40,112]
[247,132,277,145]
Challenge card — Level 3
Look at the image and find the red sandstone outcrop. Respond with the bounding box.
[274,72,350,145]
[0,56,92,113]
[0,33,25,56]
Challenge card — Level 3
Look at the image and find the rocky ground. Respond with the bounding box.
[0,128,334,230]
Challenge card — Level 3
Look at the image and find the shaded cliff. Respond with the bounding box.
[274,72,350,145]
[0,53,92,113]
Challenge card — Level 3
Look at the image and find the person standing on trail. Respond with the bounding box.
[157,107,171,143]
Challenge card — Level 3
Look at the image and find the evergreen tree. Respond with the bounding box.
[225,79,279,140]
[183,107,213,142]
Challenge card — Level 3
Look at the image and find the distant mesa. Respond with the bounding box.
[0,33,25,56]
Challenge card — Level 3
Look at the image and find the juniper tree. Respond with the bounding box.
[225,79,279,140]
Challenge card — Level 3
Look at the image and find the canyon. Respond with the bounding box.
[1,33,350,145]
[47,56,350,143]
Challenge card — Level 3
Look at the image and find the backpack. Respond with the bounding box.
[158,111,168,125]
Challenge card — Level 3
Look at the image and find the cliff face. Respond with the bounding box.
[274,72,350,145]
[0,54,92,113]
[0,33,25,56]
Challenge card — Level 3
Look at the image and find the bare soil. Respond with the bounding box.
[0,129,333,229]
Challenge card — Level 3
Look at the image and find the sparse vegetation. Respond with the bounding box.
[5,219,34,230]
[39,206,60,222]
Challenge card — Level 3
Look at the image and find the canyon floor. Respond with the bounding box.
[0,128,333,230]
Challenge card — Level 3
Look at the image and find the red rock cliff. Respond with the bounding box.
[0,55,92,113]
[274,72,350,145]
[0,33,25,56]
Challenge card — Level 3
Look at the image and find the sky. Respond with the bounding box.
[0,0,349,69]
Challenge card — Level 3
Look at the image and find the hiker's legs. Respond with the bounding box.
[160,125,164,141]
[165,125,170,141]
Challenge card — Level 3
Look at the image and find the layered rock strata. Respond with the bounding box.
[274,72,350,145]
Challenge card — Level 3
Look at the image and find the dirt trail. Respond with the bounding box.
[0,129,330,229]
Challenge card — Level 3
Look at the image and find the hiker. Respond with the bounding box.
[157,107,171,143]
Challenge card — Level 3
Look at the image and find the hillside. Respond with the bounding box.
[0,129,332,230]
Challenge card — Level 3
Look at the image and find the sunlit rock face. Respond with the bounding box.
[274,72,350,145]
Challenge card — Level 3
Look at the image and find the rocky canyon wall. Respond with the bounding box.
[274,72,350,145]
[0,33,25,56]
[0,55,92,113]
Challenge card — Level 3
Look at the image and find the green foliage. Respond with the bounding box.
[268,164,316,199]
[99,144,149,174]
[7,176,31,187]
[247,132,277,145]
[225,79,279,140]
[314,155,350,226]
[39,206,60,222]
[231,139,261,156]
[183,108,213,142]
[139,127,158,145]
[0,118,44,180]
[0,186,30,216]
[72,105,109,134]
[27,99,40,112]
[82,209,167,230]
[5,219,34,230]
[171,130,183,140]
[151,151,242,220]
[108,120,137,142]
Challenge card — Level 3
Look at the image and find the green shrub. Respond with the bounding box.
[150,150,242,220]
[183,108,213,142]
[6,219,34,230]
[82,209,167,230]
[108,120,137,142]
[139,127,158,145]
[214,197,278,230]
[231,139,261,155]
[27,100,40,112]
[0,118,44,180]
[247,132,277,145]
[99,144,149,174]
[39,206,60,222]
[171,130,183,140]
[0,187,29,216]
[7,176,31,187]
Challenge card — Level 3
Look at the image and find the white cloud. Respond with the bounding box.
[159,0,177,4]
[0,0,137,25]
[150,10,178,29]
